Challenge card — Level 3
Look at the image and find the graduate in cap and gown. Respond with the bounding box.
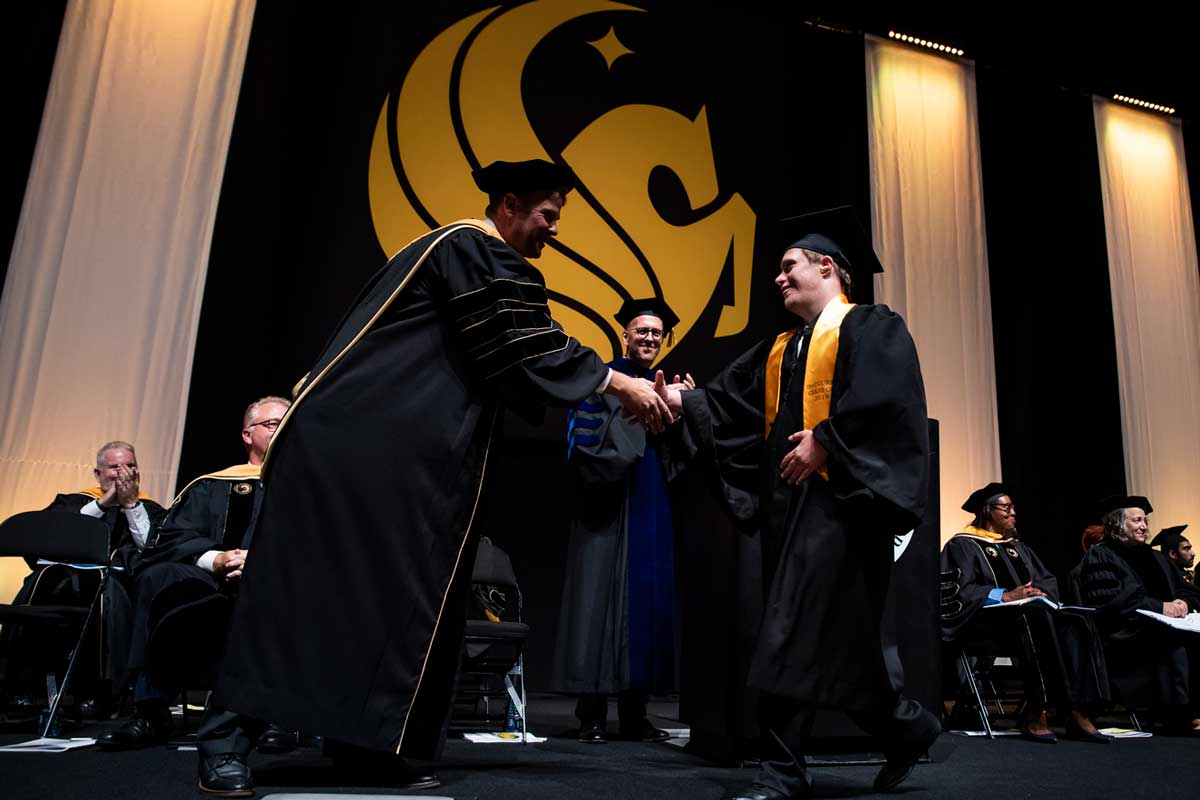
[1080,495,1200,731]
[551,297,690,744]
[1152,525,1195,586]
[195,160,671,795]
[940,483,1110,742]
[657,207,939,799]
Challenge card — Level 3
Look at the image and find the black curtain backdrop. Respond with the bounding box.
[976,69,1128,584]
[0,1,69,297]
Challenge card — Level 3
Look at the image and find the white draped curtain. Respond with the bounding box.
[1093,98,1200,530]
[864,36,1002,543]
[0,0,256,600]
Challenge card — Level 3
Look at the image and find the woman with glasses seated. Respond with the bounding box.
[940,483,1111,743]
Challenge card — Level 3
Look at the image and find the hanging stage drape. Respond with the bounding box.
[0,0,256,600]
[864,36,1002,543]
[1093,98,1200,532]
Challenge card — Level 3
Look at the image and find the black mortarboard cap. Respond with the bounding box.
[1096,494,1154,516]
[613,297,680,331]
[471,159,577,196]
[961,482,1010,514]
[1150,524,1189,551]
[779,205,885,289]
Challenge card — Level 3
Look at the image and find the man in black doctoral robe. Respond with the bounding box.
[658,207,940,799]
[1080,495,1200,732]
[97,397,290,751]
[2,441,165,711]
[197,160,671,796]
[940,483,1109,742]
[1152,525,1195,586]
[552,297,692,744]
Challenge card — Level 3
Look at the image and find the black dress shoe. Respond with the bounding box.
[326,744,440,790]
[255,723,299,754]
[875,716,942,792]
[578,721,608,743]
[719,784,793,800]
[1018,729,1058,744]
[1064,722,1110,744]
[96,713,172,750]
[618,718,671,742]
[198,753,254,797]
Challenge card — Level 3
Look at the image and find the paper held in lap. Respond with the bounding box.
[1137,609,1200,633]
[984,595,1094,612]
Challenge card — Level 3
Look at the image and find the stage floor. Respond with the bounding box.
[0,695,1195,799]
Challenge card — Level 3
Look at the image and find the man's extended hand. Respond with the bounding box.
[666,372,695,392]
[213,549,247,580]
[606,370,672,433]
[1163,599,1189,618]
[652,370,684,416]
[779,430,828,485]
[1001,582,1048,603]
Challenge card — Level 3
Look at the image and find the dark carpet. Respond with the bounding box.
[0,697,1193,799]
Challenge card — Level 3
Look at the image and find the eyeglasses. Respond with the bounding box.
[631,327,664,340]
[246,418,282,432]
[991,503,1015,514]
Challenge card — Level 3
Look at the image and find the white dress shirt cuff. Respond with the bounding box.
[197,550,221,573]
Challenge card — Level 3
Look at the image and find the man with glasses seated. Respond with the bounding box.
[98,397,292,750]
[552,298,693,744]
[941,483,1110,742]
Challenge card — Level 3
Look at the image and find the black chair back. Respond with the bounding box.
[0,511,110,563]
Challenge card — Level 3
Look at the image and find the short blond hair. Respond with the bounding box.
[242,396,291,429]
[95,441,135,466]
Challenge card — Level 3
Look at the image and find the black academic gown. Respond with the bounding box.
[2,493,165,691]
[214,221,609,758]
[679,304,928,713]
[128,470,261,672]
[1081,540,1195,708]
[551,357,676,697]
[940,532,1109,708]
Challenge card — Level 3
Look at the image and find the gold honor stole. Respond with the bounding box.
[763,294,856,480]
[78,487,153,501]
[955,524,1011,543]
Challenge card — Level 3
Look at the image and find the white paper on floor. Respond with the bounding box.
[0,737,96,752]
[462,731,547,743]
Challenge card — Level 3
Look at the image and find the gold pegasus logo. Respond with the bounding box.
[368,0,756,360]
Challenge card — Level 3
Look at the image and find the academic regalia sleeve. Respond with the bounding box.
[1080,544,1159,620]
[138,481,225,571]
[438,231,609,409]
[810,306,929,536]
[676,340,772,526]
[567,392,646,485]
[939,538,994,642]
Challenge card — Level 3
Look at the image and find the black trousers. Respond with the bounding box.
[575,690,649,727]
[754,692,939,797]
[198,705,266,759]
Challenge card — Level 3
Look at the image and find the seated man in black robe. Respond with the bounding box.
[1152,525,1195,586]
[1081,495,1200,733]
[97,397,291,749]
[2,441,165,712]
[940,483,1109,742]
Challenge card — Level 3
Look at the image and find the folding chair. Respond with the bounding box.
[0,511,110,737]
[455,538,531,742]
